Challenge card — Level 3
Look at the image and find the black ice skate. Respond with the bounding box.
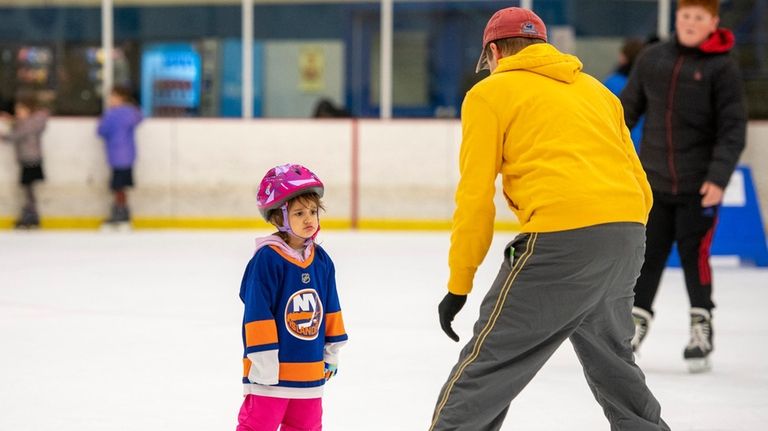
[683,308,713,373]
[14,207,40,230]
[631,307,652,353]
[101,205,132,232]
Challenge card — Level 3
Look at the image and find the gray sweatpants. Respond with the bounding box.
[430,223,670,431]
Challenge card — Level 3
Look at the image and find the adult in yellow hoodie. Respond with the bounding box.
[430,8,669,431]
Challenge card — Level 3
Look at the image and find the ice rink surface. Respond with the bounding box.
[1,230,767,431]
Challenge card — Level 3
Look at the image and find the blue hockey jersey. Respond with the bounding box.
[240,235,348,399]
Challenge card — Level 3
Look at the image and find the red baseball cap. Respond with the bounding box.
[476,7,548,72]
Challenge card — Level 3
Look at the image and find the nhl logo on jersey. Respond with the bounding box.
[285,288,323,340]
[301,273,310,284]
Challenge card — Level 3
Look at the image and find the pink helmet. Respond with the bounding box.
[257,163,324,221]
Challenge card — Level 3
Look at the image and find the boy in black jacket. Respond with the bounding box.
[620,0,747,373]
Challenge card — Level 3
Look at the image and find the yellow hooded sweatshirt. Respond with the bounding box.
[448,43,652,295]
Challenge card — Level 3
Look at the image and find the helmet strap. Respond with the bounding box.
[277,204,292,234]
[277,202,321,246]
[307,224,321,245]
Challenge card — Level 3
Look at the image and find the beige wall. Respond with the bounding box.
[0,118,766,229]
[743,121,768,226]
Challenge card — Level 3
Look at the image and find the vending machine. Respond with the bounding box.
[0,44,55,110]
[141,44,202,117]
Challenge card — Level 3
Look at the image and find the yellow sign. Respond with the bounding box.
[299,46,325,93]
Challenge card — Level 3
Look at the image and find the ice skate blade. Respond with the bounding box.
[100,222,132,233]
[686,358,711,373]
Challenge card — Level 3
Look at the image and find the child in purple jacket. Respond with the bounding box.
[97,87,142,226]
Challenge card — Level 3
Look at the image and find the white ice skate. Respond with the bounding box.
[684,308,713,373]
[631,307,653,353]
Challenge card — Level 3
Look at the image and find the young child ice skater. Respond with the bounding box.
[97,86,142,227]
[0,93,49,229]
[237,163,348,431]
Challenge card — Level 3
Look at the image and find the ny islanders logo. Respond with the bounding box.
[285,288,323,340]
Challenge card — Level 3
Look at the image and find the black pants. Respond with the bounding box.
[634,191,718,315]
[110,167,134,191]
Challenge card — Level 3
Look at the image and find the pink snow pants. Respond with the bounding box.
[237,394,322,431]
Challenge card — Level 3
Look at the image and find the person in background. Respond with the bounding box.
[312,98,350,118]
[97,86,143,227]
[603,37,646,152]
[0,92,49,229]
[620,0,747,373]
[430,7,668,431]
[237,164,348,431]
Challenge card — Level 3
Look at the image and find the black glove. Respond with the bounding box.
[439,292,467,342]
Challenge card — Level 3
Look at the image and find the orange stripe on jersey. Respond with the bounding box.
[287,311,315,321]
[279,361,324,382]
[245,319,278,347]
[242,357,251,378]
[325,311,346,337]
[268,245,315,268]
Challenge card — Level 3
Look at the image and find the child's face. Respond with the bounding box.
[15,104,30,119]
[675,6,718,48]
[287,198,319,240]
[108,93,123,108]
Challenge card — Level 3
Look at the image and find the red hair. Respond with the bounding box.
[678,0,719,16]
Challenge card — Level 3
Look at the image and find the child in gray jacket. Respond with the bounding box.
[1,93,49,229]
